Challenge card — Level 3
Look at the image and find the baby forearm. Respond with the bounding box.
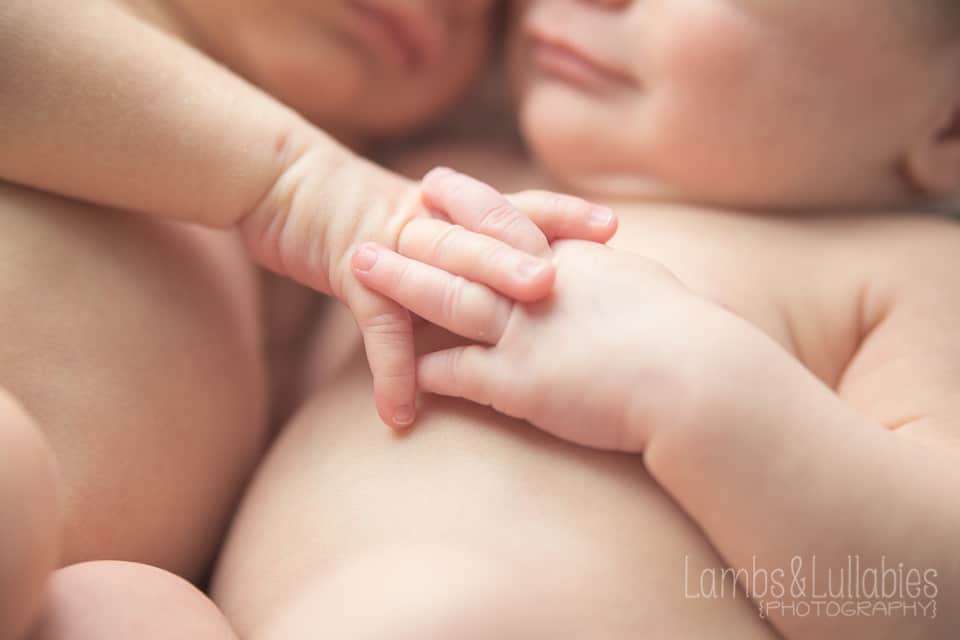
[0,0,344,228]
[643,327,960,639]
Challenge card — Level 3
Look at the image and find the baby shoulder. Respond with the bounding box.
[869,213,960,282]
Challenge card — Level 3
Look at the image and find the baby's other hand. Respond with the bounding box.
[345,168,618,430]
[410,167,619,297]
[353,239,731,451]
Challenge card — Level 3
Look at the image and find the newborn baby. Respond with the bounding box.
[209,1,960,639]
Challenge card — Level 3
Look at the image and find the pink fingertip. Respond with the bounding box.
[392,405,416,429]
[423,166,456,182]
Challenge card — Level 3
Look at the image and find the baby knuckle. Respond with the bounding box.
[480,240,509,268]
[362,311,409,338]
[437,348,471,396]
[444,348,465,381]
[395,216,426,253]
[559,194,593,219]
[430,223,464,261]
[389,257,413,288]
[543,191,587,219]
[479,201,521,232]
[376,366,415,383]
[440,275,468,320]
[540,192,567,214]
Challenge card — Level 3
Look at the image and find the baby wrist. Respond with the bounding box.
[640,310,780,459]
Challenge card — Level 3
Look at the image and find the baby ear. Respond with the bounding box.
[904,103,960,196]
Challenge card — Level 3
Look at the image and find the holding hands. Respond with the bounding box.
[351,186,747,448]
[242,159,619,429]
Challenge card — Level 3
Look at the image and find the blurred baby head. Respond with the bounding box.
[172,0,496,140]
[508,0,960,211]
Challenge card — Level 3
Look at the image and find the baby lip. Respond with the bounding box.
[529,34,636,89]
[523,13,636,89]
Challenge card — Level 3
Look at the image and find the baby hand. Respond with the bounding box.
[349,169,619,429]
[243,158,617,430]
[352,239,730,450]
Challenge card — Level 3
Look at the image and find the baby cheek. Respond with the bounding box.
[649,0,769,97]
[646,7,777,141]
[636,6,795,193]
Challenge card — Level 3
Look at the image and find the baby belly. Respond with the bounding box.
[212,350,776,639]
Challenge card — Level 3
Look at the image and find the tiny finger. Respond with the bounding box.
[346,281,418,430]
[421,167,549,256]
[417,346,497,407]
[398,218,555,302]
[352,242,511,344]
[507,190,618,243]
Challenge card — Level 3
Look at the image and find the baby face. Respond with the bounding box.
[175,0,495,140]
[508,0,959,210]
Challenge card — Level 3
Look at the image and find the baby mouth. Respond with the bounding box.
[528,36,636,93]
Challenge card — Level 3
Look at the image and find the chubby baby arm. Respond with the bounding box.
[0,0,296,227]
[0,1,617,425]
[354,238,960,640]
[642,316,960,640]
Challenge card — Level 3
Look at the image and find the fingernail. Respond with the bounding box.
[352,244,379,272]
[516,257,548,281]
[589,205,614,227]
[424,166,456,181]
[393,405,415,427]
